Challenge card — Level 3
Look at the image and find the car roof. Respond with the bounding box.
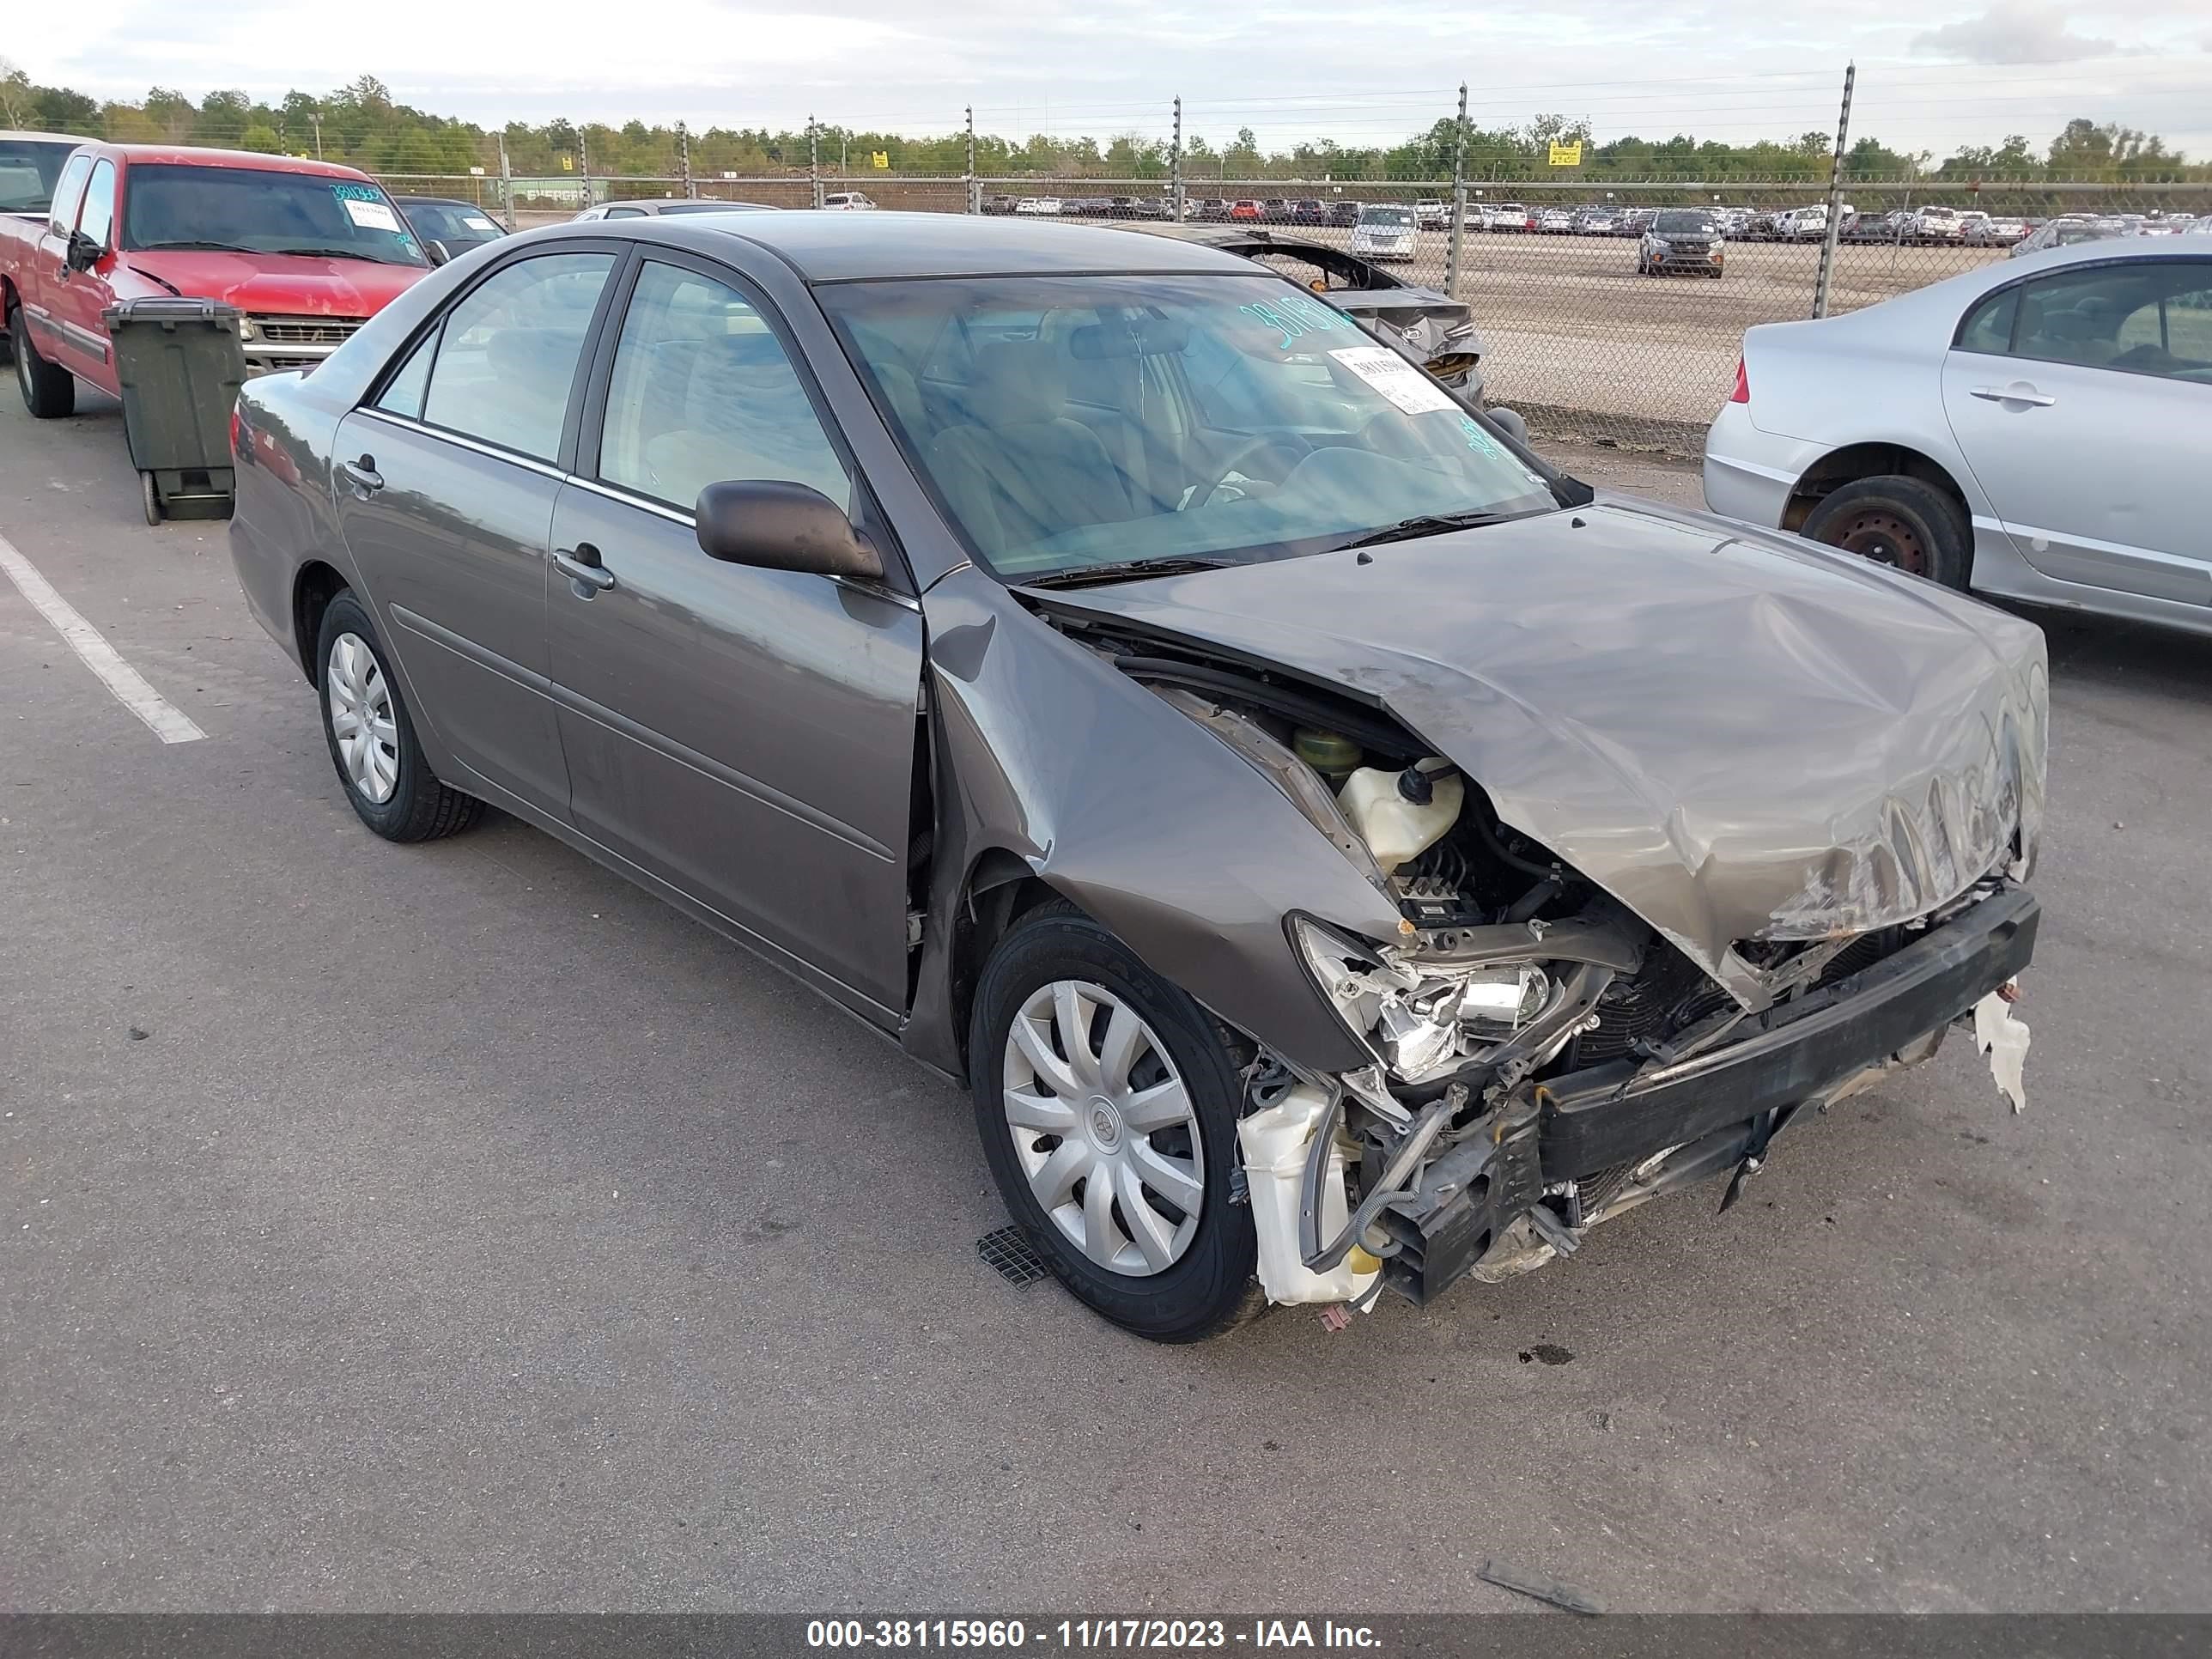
[395,195,487,210]
[85,144,377,179]
[587,210,1268,281]
[1,130,98,144]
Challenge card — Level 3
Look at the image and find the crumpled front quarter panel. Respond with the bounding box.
[918,568,1402,1075]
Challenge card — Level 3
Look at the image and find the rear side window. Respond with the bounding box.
[2010,260,2212,382]
[374,331,436,420]
[47,153,92,238]
[1956,287,2018,355]
[419,252,617,461]
[597,259,851,514]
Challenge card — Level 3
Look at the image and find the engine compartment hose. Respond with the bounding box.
[1300,1085,1458,1274]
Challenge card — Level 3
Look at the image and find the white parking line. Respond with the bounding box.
[0,530,207,744]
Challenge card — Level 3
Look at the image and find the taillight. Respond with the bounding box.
[1729,356,1750,404]
[228,404,243,456]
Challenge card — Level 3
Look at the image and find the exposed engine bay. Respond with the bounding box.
[1078,623,2039,1315]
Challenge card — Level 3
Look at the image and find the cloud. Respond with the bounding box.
[1911,3,2123,64]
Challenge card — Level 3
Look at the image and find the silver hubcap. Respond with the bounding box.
[1003,980,1204,1277]
[326,631,399,804]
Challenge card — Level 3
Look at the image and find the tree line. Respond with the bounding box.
[2,66,2203,184]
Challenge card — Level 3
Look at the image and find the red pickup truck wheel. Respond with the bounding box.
[9,303,76,419]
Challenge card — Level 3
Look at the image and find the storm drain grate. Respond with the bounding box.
[978,1225,1048,1286]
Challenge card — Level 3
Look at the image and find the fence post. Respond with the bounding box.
[679,122,693,198]
[1812,61,1855,319]
[498,133,514,232]
[1171,95,1185,224]
[1443,82,1468,297]
[579,128,591,209]
[965,105,978,214]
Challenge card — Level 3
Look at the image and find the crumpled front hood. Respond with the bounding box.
[122,250,428,318]
[1031,499,2047,994]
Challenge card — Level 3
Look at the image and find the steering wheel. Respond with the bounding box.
[1189,432,1315,509]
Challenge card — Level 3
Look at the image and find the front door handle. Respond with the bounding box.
[553,543,616,592]
[1970,383,2056,407]
[338,455,384,494]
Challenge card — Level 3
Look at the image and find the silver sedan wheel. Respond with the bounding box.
[326,632,399,805]
[1003,980,1204,1278]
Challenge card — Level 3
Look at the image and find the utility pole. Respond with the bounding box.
[1813,61,1856,319]
[498,132,514,232]
[679,121,693,197]
[841,131,848,174]
[809,116,823,208]
[310,113,323,161]
[1444,82,1468,297]
[964,104,978,214]
[1170,95,1184,224]
[579,127,591,209]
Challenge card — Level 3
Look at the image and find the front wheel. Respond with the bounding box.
[969,902,1261,1343]
[314,591,485,842]
[10,302,76,418]
[1800,475,1972,590]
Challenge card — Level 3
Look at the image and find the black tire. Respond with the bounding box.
[969,901,1263,1343]
[141,471,162,525]
[10,301,76,418]
[1800,475,1972,590]
[313,591,485,842]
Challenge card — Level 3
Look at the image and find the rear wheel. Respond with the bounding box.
[314,591,485,842]
[10,302,76,418]
[1801,475,1972,590]
[969,902,1261,1343]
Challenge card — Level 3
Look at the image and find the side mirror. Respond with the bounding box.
[65,231,103,272]
[696,479,884,582]
[1486,407,1529,446]
[423,240,453,267]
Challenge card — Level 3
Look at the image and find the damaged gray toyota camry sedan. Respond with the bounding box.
[229,214,2045,1341]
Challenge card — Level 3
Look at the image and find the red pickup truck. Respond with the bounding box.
[3,142,432,417]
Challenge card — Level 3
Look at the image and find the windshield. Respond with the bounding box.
[1654,211,1717,234]
[820,273,1555,580]
[398,200,502,241]
[1360,207,1413,226]
[0,137,77,213]
[122,166,428,265]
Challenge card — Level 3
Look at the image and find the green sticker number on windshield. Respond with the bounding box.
[331,182,381,202]
[1238,293,1358,351]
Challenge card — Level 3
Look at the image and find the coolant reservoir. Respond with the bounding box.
[1237,1085,1379,1308]
[1338,760,1464,872]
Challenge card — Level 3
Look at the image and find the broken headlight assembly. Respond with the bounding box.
[1291,915,1567,1085]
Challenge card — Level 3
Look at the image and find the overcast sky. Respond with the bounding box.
[21,0,2212,159]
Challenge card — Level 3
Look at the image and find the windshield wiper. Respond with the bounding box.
[1330,508,1539,551]
[1020,556,1228,591]
[272,246,413,264]
[133,240,263,253]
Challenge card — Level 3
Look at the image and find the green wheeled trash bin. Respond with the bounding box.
[100,297,249,526]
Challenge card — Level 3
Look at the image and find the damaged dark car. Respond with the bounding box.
[228,214,2045,1342]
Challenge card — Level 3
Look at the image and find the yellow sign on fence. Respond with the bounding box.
[1547,140,1583,167]
[871,150,890,169]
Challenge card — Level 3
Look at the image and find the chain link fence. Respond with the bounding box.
[379,156,2210,458]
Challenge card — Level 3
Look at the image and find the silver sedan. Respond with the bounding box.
[1705,238,2212,635]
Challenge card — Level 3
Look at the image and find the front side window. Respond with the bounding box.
[76,160,117,252]
[121,167,428,266]
[2011,261,2212,383]
[598,260,850,514]
[419,252,617,460]
[822,273,1554,580]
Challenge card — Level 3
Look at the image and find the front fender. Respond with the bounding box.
[903,567,1401,1079]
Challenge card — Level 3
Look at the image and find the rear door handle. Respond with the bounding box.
[553,543,616,592]
[1970,384,2056,407]
[338,456,384,494]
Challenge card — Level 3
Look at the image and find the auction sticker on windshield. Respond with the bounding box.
[341,196,403,233]
[1328,345,1456,415]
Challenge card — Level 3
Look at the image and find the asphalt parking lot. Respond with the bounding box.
[3,390,2209,1613]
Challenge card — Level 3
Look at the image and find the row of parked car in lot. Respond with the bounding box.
[4,125,2205,1342]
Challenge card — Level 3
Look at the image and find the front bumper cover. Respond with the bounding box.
[1378,886,2039,1304]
